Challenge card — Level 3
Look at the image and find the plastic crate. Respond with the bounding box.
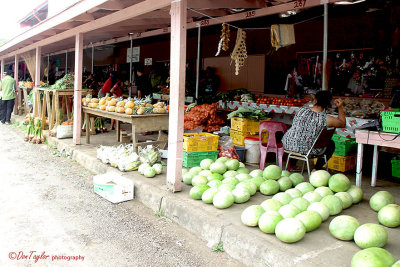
[183,151,219,168]
[331,134,357,156]
[314,154,356,172]
[381,109,400,134]
[392,158,400,178]
[230,130,258,146]
[183,133,219,152]
[231,117,260,134]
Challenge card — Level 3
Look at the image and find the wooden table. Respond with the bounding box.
[82,107,169,151]
[355,130,400,187]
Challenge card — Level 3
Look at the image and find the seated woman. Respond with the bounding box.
[282,91,346,171]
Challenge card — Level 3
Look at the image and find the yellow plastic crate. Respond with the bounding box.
[230,130,258,146]
[183,133,219,152]
[231,117,260,134]
[314,154,356,172]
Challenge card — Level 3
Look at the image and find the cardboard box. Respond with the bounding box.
[93,172,134,203]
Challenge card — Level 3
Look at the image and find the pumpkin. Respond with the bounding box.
[116,107,125,113]
[99,98,106,105]
[137,108,145,115]
[91,98,99,103]
[107,106,116,112]
[108,99,117,106]
[125,108,133,115]
[125,101,135,108]
[100,105,106,110]
[117,101,125,107]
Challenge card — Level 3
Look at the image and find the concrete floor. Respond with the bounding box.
[13,117,400,266]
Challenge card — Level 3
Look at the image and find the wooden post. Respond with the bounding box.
[166,0,187,192]
[14,55,19,114]
[35,46,41,87]
[0,59,4,79]
[73,32,83,145]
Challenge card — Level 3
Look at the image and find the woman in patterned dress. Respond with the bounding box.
[282,91,346,170]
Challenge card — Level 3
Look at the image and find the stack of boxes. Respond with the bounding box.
[182,133,219,168]
[230,117,261,146]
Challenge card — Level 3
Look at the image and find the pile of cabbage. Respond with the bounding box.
[96,144,163,177]
[240,167,365,245]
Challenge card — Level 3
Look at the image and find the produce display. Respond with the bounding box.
[83,94,167,115]
[24,115,45,144]
[227,107,269,120]
[256,96,309,107]
[339,98,386,119]
[184,103,225,132]
[97,144,163,176]
[49,73,74,90]
[351,247,395,267]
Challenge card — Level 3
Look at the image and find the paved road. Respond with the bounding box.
[0,123,242,267]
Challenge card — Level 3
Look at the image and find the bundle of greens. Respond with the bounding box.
[49,73,74,90]
[227,107,270,120]
[24,115,35,142]
[32,119,45,144]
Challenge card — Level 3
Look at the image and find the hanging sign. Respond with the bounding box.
[127,46,140,63]
[144,58,152,66]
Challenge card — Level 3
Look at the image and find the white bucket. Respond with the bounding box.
[244,137,260,164]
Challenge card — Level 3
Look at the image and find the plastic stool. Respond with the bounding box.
[259,121,288,170]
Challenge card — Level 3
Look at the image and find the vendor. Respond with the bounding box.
[282,91,346,171]
[84,73,97,90]
[136,66,152,98]
[98,72,122,98]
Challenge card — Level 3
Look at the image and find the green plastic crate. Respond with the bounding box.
[392,158,400,178]
[332,134,357,156]
[183,151,219,168]
[381,109,400,134]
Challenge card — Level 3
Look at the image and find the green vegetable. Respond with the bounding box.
[227,107,270,120]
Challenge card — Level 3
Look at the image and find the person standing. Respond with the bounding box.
[136,66,152,98]
[0,71,17,124]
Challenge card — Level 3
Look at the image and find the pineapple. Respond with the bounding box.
[144,106,153,114]
[134,97,145,107]
[144,95,152,104]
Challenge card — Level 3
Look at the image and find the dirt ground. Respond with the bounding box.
[0,123,242,267]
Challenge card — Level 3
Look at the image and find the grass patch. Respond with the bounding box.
[212,241,224,253]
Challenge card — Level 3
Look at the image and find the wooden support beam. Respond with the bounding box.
[0,59,4,77]
[52,22,77,30]
[14,55,19,114]
[97,0,125,11]
[167,0,187,192]
[34,46,41,87]
[73,33,83,145]
[188,0,265,8]
[73,12,95,22]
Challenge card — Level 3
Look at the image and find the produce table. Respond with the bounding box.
[82,107,169,151]
[355,130,400,187]
[20,87,33,114]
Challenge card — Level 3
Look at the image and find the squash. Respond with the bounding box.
[99,98,106,105]
[158,107,166,114]
[116,107,125,113]
[117,101,125,107]
[91,98,99,103]
[100,105,106,110]
[125,108,133,115]
[108,99,117,106]
[108,106,116,112]
[137,107,145,115]
[125,101,134,108]
[82,98,87,103]
[106,97,112,101]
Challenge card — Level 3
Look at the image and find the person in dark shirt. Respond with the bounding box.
[84,73,97,89]
[136,67,152,98]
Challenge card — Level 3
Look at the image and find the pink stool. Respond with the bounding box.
[259,121,288,170]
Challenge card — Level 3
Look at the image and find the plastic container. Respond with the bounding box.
[230,130,257,146]
[314,154,356,172]
[231,117,260,134]
[234,146,245,162]
[183,133,219,152]
[331,134,357,156]
[244,137,260,164]
[381,109,400,134]
[392,157,400,178]
[182,150,219,168]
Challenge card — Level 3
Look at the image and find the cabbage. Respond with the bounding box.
[295,182,315,195]
[210,162,227,174]
[199,170,212,178]
[328,173,350,192]
[143,167,156,178]
[192,175,208,186]
[378,204,400,228]
[329,215,360,241]
[200,158,214,170]
[261,199,282,212]
[236,173,252,182]
[275,218,306,243]
[369,191,395,212]
[321,195,343,215]
[183,173,194,185]
[250,176,265,190]
[189,166,203,175]
[272,192,293,205]
[351,248,394,267]
[213,191,234,209]
[354,223,388,249]
[258,210,283,234]
[335,192,353,209]
[218,183,236,192]
[260,180,280,195]
[303,191,322,203]
[153,163,163,174]
[314,186,334,198]
[278,204,301,218]
[241,205,265,226]
[182,168,189,176]
[278,176,293,192]
[295,210,322,232]
[289,173,305,186]
[393,260,400,267]
[263,165,282,180]
[207,180,222,189]
[223,170,238,179]
[290,198,310,212]
[285,188,303,199]
[307,202,330,221]
[239,162,245,168]
[208,173,224,182]
[249,169,264,178]
[236,181,257,196]
[202,188,218,204]
[347,185,364,204]
[281,170,291,177]
[190,185,210,200]
[139,163,151,175]
[309,170,330,187]
[225,159,240,171]
[222,176,240,186]
[216,157,229,163]
[232,187,251,204]
[237,167,250,174]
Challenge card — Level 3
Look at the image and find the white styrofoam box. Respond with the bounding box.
[56,125,73,139]
[93,172,134,203]
[159,149,168,159]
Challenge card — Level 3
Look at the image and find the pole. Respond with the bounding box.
[322,3,328,91]
[73,33,83,145]
[129,35,133,98]
[47,54,50,83]
[91,43,94,73]
[195,24,201,100]
[65,51,68,74]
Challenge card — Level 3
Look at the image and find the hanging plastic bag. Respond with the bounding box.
[218,136,240,161]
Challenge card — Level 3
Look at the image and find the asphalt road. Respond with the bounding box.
[0,123,242,267]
